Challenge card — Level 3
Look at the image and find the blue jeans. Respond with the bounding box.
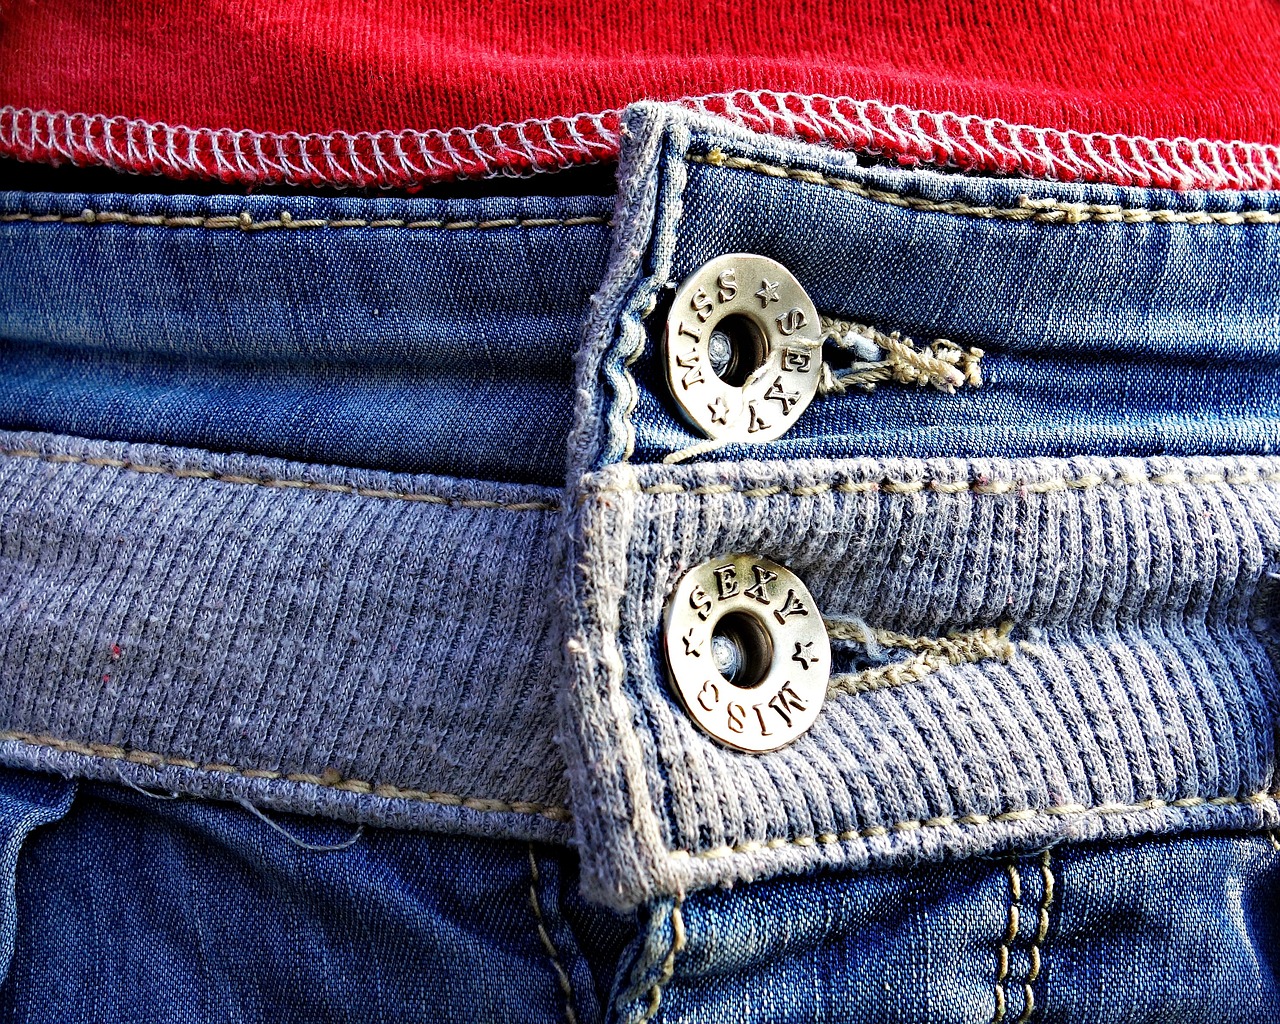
[0,102,1277,1020]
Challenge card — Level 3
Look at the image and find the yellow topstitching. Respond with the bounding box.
[638,898,686,1023]
[0,447,559,513]
[690,149,1280,226]
[0,729,572,823]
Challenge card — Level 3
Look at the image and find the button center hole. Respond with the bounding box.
[707,314,768,388]
[711,610,773,689]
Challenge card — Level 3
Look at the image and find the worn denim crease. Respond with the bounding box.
[0,187,614,486]
[637,831,1278,1022]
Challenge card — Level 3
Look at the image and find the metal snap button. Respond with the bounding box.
[663,554,830,752]
[663,254,822,443]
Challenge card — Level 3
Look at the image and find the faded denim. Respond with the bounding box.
[592,106,1280,468]
[559,104,1280,907]
[0,192,612,485]
[0,770,1271,1022]
[0,100,1278,1021]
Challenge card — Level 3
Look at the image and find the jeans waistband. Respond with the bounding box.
[2,103,1278,908]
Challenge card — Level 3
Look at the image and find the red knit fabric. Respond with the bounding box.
[3,0,1280,189]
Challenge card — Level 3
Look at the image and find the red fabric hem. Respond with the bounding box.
[5,91,1280,192]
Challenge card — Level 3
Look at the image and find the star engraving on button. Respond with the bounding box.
[683,628,703,657]
[755,279,781,307]
[708,395,730,425]
[792,640,816,669]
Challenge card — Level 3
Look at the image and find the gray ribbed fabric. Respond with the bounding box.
[559,456,1280,907]
[0,430,572,841]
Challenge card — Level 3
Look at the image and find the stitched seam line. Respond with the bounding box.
[595,466,1280,503]
[0,210,611,232]
[0,448,559,513]
[993,861,1021,1024]
[639,898,685,1023]
[0,730,572,823]
[1015,850,1054,1024]
[826,619,1003,653]
[528,846,581,1024]
[689,150,1280,224]
[669,789,1280,861]
[8,94,1280,192]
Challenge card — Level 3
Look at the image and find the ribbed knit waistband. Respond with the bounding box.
[0,431,573,842]
[1,431,1277,907]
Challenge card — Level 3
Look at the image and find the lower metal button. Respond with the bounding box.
[663,554,830,752]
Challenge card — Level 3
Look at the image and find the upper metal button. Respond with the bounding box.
[663,254,822,443]
[663,554,830,753]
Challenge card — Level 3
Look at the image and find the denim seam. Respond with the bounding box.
[992,861,1021,1024]
[590,465,1280,501]
[638,898,685,1023]
[0,447,560,512]
[1016,850,1054,1024]
[667,789,1280,862]
[0,730,574,822]
[688,149,1280,224]
[527,846,581,1024]
[0,210,612,233]
[615,118,692,464]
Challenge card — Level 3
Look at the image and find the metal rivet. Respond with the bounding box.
[663,554,830,753]
[663,254,822,443]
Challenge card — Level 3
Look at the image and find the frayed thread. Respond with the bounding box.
[825,620,1016,697]
[235,796,365,852]
[818,317,984,395]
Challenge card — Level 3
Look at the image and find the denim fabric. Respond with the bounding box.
[619,831,1280,1023]
[0,192,612,485]
[0,766,1269,1023]
[1,99,1279,1020]
[0,770,632,1024]
[0,767,1270,1022]
[0,430,571,843]
[585,105,1280,469]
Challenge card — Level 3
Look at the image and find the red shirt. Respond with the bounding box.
[3,0,1279,190]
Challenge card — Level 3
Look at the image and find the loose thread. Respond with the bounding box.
[235,797,365,852]
[116,772,180,801]
[826,621,1016,697]
[818,316,984,395]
